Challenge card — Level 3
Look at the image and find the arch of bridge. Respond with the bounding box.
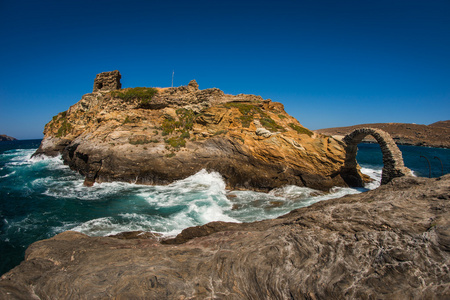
[341,128,411,186]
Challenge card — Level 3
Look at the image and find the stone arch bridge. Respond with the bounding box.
[341,128,411,186]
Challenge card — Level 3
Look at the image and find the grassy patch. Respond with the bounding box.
[56,119,72,137]
[165,137,186,149]
[180,131,190,139]
[288,123,313,137]
[129,137,159,145]
[111,87,158,108]
[161,116,176,136]
[278,114,287,119]
[260,117,285,132]
[225,102,283,131]
[175,108,195,130]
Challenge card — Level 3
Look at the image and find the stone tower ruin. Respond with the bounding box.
[93,70,122,92]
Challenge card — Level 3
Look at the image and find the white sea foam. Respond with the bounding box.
[0,171,15,178]
[360,166,382,190]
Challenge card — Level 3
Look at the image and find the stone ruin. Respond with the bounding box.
[341,128,411,186]
[93,70,122,92]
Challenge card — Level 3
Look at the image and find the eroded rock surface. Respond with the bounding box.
[1,175,449,299]
[33,71,349,191]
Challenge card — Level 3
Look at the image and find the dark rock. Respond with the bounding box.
[0,135,17,141]
[1,175,449,299]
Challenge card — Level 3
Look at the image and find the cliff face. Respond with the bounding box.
[315,122,450,149]
[1,175,448,299]
[33,71,348,191]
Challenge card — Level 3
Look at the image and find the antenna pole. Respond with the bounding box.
[172,70,174,87]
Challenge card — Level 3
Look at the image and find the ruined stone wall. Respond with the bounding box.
[93,70,121,92]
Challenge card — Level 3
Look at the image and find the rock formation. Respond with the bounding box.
[0,135,16,141]
[33,71,351,191]
[1,175,449,299]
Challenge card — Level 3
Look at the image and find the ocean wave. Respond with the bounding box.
[0,171,15,178]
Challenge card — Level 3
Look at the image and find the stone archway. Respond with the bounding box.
[341,128,411,186]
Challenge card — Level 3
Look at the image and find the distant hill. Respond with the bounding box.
[0,134,17,141]
[315,121,450,149]
[429,120,450,128]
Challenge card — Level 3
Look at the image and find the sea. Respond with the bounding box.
[1,140,449,276]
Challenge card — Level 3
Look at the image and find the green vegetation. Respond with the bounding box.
[288,123,313,137]
[129,137,159,145]
[165,137,186,149]
[278,114,287,119]
[224,102,284,132]
[161,109,196,149]
[180,131,190,139]
[224,102,262,128]
[175,108,195,130]
[161,116,176,136]
[165,152,176,158]
[111,87,158,108]
[56,119,72,137]
[260,117,285,132]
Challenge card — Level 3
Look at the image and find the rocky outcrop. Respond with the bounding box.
[33,71,350,191]
[1,175,449,299]
[0,135,17,141]
[315,122,450,149]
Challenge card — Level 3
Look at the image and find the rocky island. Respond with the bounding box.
[1,174,448,299]
[0,135,17,141]
[33,71,350,191]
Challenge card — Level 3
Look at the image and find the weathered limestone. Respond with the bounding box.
[92,70,121,92]
[342,128,411,186]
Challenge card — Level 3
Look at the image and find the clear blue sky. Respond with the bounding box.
[1,0,449,139]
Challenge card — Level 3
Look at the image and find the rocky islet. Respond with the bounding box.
[33,71,351,191]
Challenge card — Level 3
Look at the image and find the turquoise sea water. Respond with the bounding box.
[1,140,449,275]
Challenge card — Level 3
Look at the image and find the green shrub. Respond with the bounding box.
[176,108,195,130]
[165,137,186,149]
[288,123,313,137]
[56,119,72,137]
[278,114,287,119]
[260,117,285,132]
[239,115,254,128]
[162,116,176,135]
[180,131,190,139]
[111,87,158,107]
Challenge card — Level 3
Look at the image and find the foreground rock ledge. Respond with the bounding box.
[1,175,449,299]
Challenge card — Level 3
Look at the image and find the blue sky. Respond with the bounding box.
[1,0,449,139]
